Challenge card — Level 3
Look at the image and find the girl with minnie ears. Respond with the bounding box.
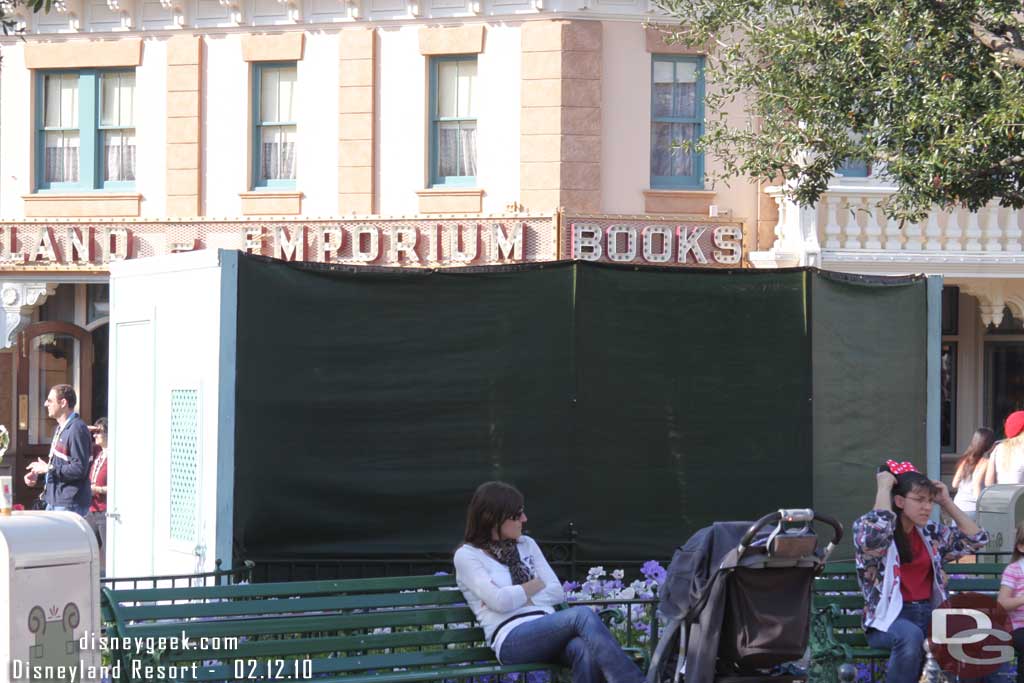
[853,460,989,682]
[453,482,646,683]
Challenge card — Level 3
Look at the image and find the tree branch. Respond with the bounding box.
[970,20,1024,67]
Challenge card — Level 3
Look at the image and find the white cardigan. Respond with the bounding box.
[453,535,566,660]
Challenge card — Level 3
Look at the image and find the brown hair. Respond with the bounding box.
[50,384,77,410]
[891,471,941,564]
[956,428,995,481]
[462,481,524,549]
[1013,523,1024,563]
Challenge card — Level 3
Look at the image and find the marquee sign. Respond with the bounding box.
[0,216,558,270]
[0,213,746,271]
[561,214,745,267]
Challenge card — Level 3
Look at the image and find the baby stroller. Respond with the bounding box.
[647,509,843,683]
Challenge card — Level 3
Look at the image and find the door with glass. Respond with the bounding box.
[13,322,93,509]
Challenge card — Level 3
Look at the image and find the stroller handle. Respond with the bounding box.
[738,509,844,552]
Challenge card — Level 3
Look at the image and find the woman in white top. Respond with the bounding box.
[985,411,1024,486]
[453,481,645,683]
[951,427,995,519]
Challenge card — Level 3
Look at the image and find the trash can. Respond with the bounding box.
[0,511,101,683]
[977,484,1024,561]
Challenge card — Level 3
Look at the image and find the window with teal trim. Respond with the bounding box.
[430,56,477,187]
[837,159,870,177]
[37,69,136,191]
[253,63,297,189]
[650,55,704,190]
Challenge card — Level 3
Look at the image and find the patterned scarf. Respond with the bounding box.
[486,539,532,585]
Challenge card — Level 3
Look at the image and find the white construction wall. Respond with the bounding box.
[107,249,237,578]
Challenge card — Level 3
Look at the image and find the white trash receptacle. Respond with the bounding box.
[0,511,100,683]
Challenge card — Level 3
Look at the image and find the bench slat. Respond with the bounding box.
[163,628,488,663]
[122,590,466,620]
[120,607,478,640]
[107,575,458,603]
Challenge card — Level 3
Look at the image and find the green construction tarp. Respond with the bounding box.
[232,257,928,564]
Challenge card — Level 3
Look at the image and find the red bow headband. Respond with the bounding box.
[886,460,918,475]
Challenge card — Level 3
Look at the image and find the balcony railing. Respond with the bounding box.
[751,180,1024,274]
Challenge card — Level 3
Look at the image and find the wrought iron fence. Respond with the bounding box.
[241,523,661,583]
[100,559,255,590]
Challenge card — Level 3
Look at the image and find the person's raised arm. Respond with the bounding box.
[936,481,981,537]
[874,470,896,512]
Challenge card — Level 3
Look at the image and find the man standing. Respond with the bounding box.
[22,384,92,516]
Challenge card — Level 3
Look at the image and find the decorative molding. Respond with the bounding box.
[24,38,142,68]
[106,0,134,28]
[418,24,484,55]
[1,283,57,348]
[219,0,243,25]
[277,0,302,22]
[417,188,484,214]
[241,32,305,61]
[22,193,142,218]
[239,191,303,216]
[52,0,81,31]
[344,0,363,19]
[159,0,187,26]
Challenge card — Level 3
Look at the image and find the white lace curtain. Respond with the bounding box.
[104,131,136,182]
[44,133,80,184]
[438,124,477,178]
[260,125,297,181]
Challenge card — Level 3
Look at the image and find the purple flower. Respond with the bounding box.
[562,580,581,593]
[434,571,450,576]
[641,560,667,584]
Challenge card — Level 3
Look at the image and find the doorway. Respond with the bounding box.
[986,341,1024,438]
[12,321,94,509]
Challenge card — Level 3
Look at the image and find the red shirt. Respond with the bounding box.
[89,448,107,513]
[899,530,934,602]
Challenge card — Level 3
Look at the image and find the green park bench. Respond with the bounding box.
[808,560,1007,683]
[101,574,566,683]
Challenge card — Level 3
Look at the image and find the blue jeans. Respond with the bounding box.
[865,601,933,683]
[499,606,644,683]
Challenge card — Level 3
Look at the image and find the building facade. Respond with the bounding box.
[0,2,765,509]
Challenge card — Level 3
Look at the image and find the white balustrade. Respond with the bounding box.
[863,198,882,249]
[763,184,1024,263]
[985,205,1003,252]
[1008,209,1023,252]
[965,210,982,251]
[946,210,963,251]
[842,198,863,249]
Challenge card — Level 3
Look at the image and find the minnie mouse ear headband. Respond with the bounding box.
[880,460,919,475]
[1006,411,1024,439]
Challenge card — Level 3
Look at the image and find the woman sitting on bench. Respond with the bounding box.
[454,481,645,683]
[854,460,989,682]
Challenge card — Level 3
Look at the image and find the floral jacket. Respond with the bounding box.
[852,510,989,631]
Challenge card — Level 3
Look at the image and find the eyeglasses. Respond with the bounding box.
[903,495,933,505]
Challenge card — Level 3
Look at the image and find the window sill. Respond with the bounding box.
[22,192,141,218]
[417,188,483,214]
[643,189,715,215]
[239,191,303,216]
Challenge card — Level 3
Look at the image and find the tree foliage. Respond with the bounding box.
[655,0,1024,219]
[0,0,56,34]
